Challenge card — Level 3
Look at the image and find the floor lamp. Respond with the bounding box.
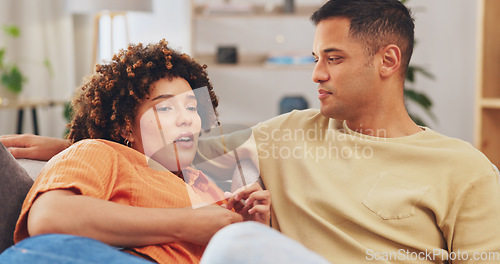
[65,0,153,72]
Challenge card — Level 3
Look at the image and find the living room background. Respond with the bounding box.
[0,0,478,145]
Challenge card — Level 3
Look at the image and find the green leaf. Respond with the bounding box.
[408,113,427,127]
[404,88,438,122]
[63,101,73,121]
[404,88,432,109]
[43,58,54,77]
[411,65,435,80]
[406,65,415,82]
[1,66,26,94]
[63,102,74,138]
[0,48,5,68]
[2,25,20,38]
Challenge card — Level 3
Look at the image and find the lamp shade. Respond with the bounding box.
[65,0,153,14]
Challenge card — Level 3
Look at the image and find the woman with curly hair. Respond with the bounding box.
[0,39,270,264]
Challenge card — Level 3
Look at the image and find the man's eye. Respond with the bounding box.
[328,57,341,62]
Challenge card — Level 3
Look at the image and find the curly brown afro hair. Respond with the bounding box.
[68,39,218,145]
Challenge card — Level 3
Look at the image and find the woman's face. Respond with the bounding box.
[130,77,202,172]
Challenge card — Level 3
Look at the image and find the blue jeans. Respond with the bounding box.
[0,234,154,264]
[201,222,332,264]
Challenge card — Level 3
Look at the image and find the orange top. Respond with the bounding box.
[14,139,226,264]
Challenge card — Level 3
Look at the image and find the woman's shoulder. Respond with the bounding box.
[56,139,127,161]
[71,138,123,149]
[70,139,146,165]
[68,139,117,153]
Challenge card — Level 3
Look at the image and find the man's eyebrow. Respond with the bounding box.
[312,48,343,56]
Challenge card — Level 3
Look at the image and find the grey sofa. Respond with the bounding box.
[0,141,260,254]
[0,142,46,253]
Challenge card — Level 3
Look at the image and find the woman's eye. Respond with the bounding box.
[156,106,173,112]
[187,106,197,111]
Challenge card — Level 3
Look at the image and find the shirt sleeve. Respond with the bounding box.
[444,168,500,263]
[194,126,259,182]
[14,140,118,242]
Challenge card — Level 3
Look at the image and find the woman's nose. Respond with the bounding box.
[176,110,192,127]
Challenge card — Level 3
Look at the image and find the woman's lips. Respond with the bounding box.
[173,132,195,149]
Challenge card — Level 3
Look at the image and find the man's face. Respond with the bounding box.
[312,17,379,120]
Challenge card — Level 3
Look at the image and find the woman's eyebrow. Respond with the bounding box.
[151,94,174,101]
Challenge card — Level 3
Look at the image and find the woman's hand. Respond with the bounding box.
[0,134,70,161]
[224,182,271,225]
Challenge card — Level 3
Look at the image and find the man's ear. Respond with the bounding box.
[379,44,401,78]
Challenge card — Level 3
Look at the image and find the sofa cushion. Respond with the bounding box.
[0,142,34,253]
[16,158,47,181]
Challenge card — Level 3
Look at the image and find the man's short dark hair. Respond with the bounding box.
[311,0,414,76]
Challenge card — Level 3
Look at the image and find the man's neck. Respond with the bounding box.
[345,110,423,138]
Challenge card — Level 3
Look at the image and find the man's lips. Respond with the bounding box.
[318,88,332,100]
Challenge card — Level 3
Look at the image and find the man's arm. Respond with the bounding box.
[444,171,500,263]
[195,127,260,181]
[0,134,70,161]
[28,189,243,247]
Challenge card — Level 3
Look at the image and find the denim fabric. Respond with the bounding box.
[0,234,154,264]
[201,222,332,264]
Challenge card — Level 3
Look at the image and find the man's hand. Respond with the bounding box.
[0,134,70,161]
[225,182,271,225]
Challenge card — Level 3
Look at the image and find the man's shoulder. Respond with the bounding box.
[423,129,497,176]
[253,109,330,130]
[423,129,480,155]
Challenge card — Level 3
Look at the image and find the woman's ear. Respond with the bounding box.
[120,128,134,144]
[379,44,401,78]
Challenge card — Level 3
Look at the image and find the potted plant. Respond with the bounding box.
[0,25,26,104]
[0,24,51,105]
[401,0,436,127]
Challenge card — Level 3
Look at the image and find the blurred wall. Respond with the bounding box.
[1,0,479,144]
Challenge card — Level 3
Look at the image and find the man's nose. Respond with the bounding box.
[312,60,329,83]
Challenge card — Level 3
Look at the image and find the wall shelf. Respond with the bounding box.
[194,54,315,71]
[475,0,500,167]
[189,0,321,125]
[480,98,500,109]
[193,5,319,19]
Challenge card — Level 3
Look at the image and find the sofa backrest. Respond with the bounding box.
[0,142,34,253]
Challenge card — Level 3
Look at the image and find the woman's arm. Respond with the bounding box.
[27,189,243,247]
[0,134,70,161]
